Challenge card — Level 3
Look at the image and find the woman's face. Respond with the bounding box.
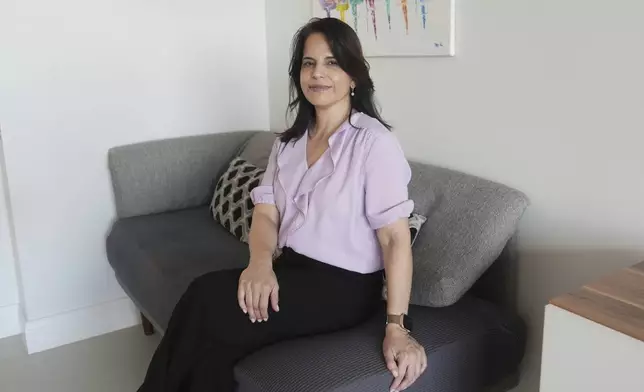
[300,33,355,109]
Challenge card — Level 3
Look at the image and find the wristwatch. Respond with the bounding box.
[386,313,414,333]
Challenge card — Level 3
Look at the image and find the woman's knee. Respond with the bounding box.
[184,269,242,305]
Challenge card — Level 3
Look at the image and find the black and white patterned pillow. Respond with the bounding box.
[409,213,427,246]
[210,157,265,243]
[382,213,427,300]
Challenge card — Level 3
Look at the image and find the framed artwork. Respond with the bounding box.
[313,0,455,57]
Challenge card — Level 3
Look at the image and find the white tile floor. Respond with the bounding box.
[0,327,159,392]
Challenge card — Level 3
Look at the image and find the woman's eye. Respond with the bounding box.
[327,60,338,66]
[302,61,314,68]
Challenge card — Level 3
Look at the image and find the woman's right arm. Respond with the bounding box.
[238,205,280,323]
[238,139,281,323]
[248,204,279,267]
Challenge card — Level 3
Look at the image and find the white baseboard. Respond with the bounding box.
[0,303,23,338]
[24,297,140,354]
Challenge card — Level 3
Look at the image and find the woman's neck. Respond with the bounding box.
[312,100,351,140]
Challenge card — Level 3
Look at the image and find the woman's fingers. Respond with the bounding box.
[390,353,408,392]
[398,353,417,390]
[420,347,427,373]
[252,283,261,322]
[259,285,271,321]
[238,266,278,323]
[384,349,399,378]
[384,335,427,391]
[270,285,280,312]
[241,281,276,323]
[237,279,247,314]
[245,282,256,322]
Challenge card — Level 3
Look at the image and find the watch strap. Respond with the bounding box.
[386,314,410,332]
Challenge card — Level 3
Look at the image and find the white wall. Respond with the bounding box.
[0,133,22,339]
[0,0,269,352]
[266,1,644,391]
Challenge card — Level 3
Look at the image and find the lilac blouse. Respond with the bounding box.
[250,112,414,274]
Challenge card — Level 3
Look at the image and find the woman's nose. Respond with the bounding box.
[312,64,325,79]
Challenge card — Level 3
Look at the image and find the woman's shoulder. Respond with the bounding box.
[352,112,389,136]
[351,112,400,152]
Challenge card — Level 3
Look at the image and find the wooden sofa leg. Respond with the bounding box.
[141,313,155,336]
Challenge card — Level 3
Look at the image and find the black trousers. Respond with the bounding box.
[138,248,383,392]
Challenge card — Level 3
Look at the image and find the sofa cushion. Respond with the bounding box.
[106,207,249,328]
[210,157,265,243]
[235,296,525,392]
[407,161,529,307]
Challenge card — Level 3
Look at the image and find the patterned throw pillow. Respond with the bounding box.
[382,213,428,300]
[408,213,427,246]
[210,157,265,243]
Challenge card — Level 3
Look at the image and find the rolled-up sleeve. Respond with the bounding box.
[250,139,280,205]
[364,132,414,229]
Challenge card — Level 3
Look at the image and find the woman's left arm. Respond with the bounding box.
[378,221,427,392]
[378,220,412,317]
[363,131,427,391]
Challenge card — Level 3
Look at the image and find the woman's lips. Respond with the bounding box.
[308,85,332,92]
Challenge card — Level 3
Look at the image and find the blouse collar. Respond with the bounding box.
[275,111,362,201]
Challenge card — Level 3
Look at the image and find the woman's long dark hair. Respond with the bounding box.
[280,18,391,144]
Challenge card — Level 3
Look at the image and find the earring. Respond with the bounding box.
[351,86,355,97]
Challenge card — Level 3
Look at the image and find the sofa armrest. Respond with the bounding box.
[108,131,258,218]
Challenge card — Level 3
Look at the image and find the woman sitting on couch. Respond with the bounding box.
[138,17,427,392]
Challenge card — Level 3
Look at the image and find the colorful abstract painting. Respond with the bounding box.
[313,0,455,57]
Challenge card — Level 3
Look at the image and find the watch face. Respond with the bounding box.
[404,315,414,332]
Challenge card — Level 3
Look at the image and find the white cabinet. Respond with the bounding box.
[540,262,644,392]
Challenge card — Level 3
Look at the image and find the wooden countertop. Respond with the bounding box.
[550,260,644,342]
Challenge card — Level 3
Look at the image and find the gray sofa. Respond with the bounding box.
[106,130,529,392]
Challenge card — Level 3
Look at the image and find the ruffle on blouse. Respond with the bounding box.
[275,113,360,233]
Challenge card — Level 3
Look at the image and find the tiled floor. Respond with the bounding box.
[0,327,159,392]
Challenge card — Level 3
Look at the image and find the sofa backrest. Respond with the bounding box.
[407,161,529,307]
[108,131,258,218]
[108,131,528,310]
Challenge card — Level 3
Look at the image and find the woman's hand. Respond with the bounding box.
[237,262,279,323]
[383,325,427,392]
